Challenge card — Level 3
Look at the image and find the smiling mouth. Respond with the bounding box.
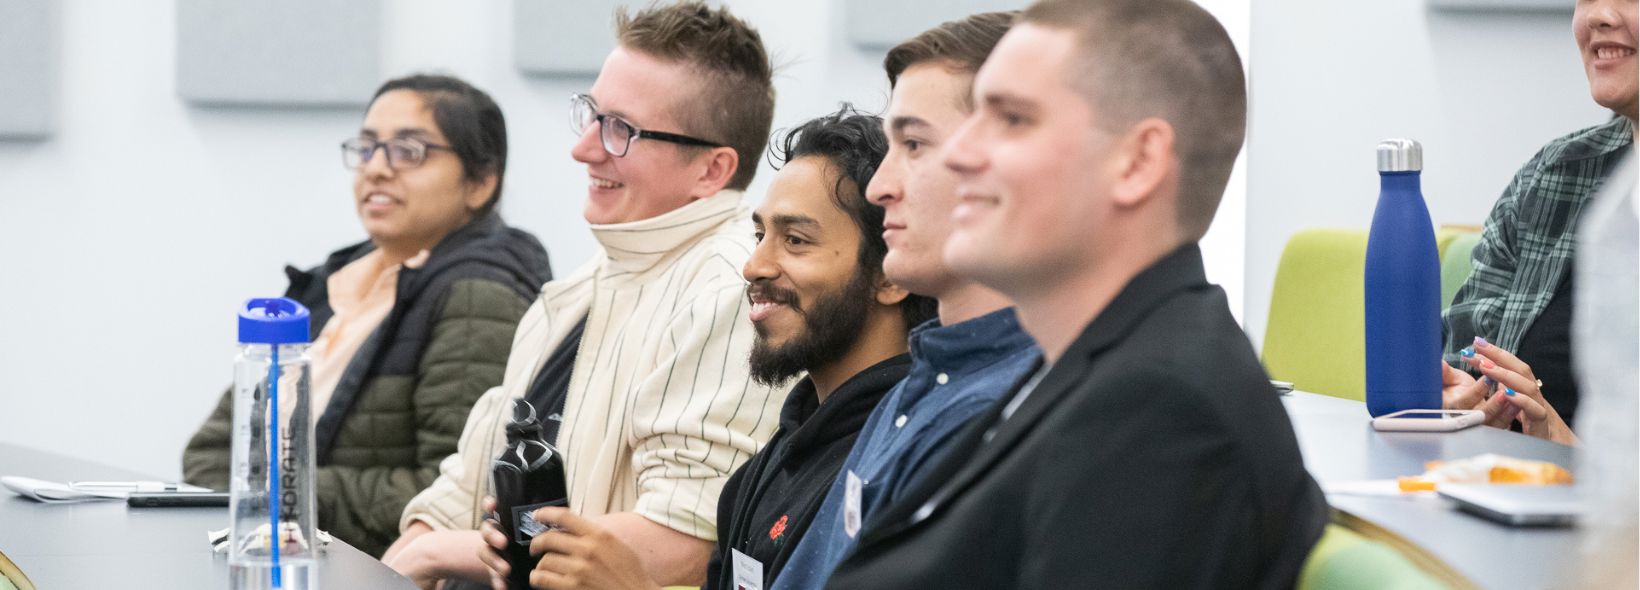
[747,288,799,323]
[749,296,795,323]
[1596,46,1637,60]
[749,300,786,320]
[362,193,399,207]
[591,176,624,190]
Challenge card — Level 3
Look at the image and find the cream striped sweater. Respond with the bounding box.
[399,190,787,540]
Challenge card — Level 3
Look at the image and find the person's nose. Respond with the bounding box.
[571,119,608,165]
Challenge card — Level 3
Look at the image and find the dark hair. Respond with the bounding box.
[1022,0,1245,241]
[884,11,1016,110]
[769,105,940,329]
[616,1,775,191]
[370,74,508,216]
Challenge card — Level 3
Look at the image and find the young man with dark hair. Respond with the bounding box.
[771,12,1038,590]
[382,2,786,586]
[476,107,935,590]
[826,1,1328,588]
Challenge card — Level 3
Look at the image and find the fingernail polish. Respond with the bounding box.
[1474,337,1490,348]
[1460,347,1475,358]
[1505,388,1516,396]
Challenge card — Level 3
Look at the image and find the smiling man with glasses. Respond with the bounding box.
[382,2,786,588]
[569,93,724,156]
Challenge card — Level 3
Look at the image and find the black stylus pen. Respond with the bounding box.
[126,492,230,507]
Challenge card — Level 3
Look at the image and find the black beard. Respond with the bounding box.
[747,269,875,387]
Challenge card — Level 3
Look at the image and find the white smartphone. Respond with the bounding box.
[1370,409,1484,432]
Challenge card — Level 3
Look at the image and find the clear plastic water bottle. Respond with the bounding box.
[1364,139,1442,417]
[230,298,317,590]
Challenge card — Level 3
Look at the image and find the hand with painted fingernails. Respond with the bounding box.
[1458,337,1579,445]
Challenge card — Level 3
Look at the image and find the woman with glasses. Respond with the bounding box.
[182,74,553,557]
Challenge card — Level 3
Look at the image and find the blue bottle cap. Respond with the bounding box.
[238,298,311,344]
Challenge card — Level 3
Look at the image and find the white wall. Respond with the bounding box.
[1244,0,1612,349]
[0,0,1249,478]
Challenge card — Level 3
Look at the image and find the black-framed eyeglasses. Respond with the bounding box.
[570,93,723,157]
[340,137,455,170]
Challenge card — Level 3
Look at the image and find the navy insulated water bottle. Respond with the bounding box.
[1364,139,1442,417]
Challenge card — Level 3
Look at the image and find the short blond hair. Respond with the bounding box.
[616,1,775,190]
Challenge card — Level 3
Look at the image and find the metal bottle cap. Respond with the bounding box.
[1377,139,1423,172]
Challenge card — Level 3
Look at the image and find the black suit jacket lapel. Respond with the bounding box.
[852,244,1212,552]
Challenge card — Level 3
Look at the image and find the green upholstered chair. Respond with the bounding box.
[1440,231,1483,310]
[1263,230,1369,401]
[0,549,32,590]
[1263,229,1467,401]
[1297,523,1453,590]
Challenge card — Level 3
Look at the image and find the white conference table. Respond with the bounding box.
[0,396,1584,589]
[0,442,417,589]
[1282,392,1580,589]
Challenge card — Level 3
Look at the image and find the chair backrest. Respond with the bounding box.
[1297,523,1452,590]
[0,549,33,590]
[1263,229,1369,401]
[1440,231,1483,310]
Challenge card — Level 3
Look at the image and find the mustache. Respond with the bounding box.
[746,280,801,311]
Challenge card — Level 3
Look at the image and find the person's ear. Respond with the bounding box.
[874,275,911,307]
[693,146,740,197]
[1108,118,1175,209]
[464,171,499,212]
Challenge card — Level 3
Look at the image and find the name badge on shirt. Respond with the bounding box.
[731,548,765,590]
[844,470,864,538]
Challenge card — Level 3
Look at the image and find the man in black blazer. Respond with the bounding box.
[823,1,1329,588]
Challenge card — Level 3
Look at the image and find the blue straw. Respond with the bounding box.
[268,345,283,588]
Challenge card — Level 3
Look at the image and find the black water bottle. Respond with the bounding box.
[491,399,569,590]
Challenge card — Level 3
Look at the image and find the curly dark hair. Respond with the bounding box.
[769,105,940,329]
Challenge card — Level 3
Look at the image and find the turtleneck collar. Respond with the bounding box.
[587,189,746,275]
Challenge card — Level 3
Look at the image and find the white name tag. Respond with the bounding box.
[844,470,864,538]
[731,548,765,590]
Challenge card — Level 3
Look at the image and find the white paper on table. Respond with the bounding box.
[1322,479,1439,499]
[2,476,132,503]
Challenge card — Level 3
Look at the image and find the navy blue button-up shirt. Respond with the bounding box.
[771,307,1040,590]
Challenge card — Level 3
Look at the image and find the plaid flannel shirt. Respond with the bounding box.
[1443,116,1634,363]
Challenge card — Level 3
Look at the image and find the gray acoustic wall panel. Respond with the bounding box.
[845,0,1026,50]
[0,0,56,139]
[177,0,382,107]
[515,0,720,77]
[1429,0,1573,12]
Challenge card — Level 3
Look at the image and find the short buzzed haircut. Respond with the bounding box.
[616,1,776,191]
[884,11,1016,110]
[1022,0,1246,241]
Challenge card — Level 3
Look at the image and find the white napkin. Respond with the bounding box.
[0,476,127,503]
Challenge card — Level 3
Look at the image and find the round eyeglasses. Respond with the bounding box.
[340,137,455,170]
[569,93,723,157]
